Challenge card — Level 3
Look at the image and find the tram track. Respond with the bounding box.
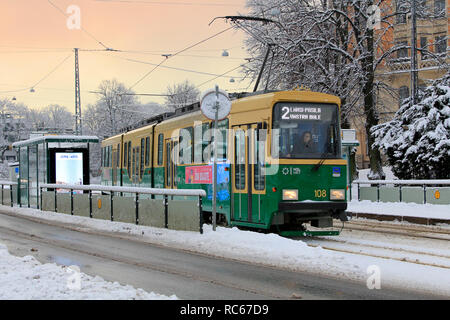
[305,240,450,270]
[295,219,450,270]
[339,219,450,241]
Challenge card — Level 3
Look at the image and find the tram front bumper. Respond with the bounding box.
[273,201,349,225]
[278,201,347,212]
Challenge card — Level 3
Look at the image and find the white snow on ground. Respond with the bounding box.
[0,205,449,297]
[358,166,397,180]
[0,243,177,300]
[347,200,450,220]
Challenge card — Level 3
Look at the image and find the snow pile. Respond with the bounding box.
[347,200,450,220]
[0,243,177,300]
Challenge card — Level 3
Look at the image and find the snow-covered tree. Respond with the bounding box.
[239,0,447,179]
[83,79,172,175]
[164,80,200,109]
[372,74,450,179]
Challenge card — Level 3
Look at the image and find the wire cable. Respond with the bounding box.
[0,53,72,93]
[107,54,243,79]
[129,26,233,90]
[196,62,249,88]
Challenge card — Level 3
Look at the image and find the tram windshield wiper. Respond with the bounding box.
[311,151,330,172]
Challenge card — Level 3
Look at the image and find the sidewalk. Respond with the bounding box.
[346,200,450,225]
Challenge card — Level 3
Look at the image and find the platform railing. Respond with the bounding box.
[39,183,207,234]
[0,181,18,207]
[353,179,450,204]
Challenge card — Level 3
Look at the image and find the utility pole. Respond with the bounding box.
[410,0,418,105]
[74,48,82,135]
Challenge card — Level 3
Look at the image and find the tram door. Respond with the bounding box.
[164,138,178,189]
[112,143,120,186]
[232,123,266,224]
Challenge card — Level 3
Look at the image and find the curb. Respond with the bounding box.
[346,212,450,226]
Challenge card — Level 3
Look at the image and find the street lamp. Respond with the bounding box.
[210,15,281,92]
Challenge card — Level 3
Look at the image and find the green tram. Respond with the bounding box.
[101,90,348,235]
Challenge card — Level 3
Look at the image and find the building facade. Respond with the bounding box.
[354,0,449,169]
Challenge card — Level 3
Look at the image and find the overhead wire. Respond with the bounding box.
[0,53,72,93]
[103,54,244,79]
[128,26,234,90]
[196,62,250,88]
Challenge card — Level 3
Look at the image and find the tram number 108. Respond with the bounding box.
[314,189,327,198]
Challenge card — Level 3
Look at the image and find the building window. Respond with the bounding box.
[435,35,447,54]
[420,37,428,60]
[435,0,446,17]
[397,41,409,59]
[399,86,409,106]
[396,0,407,24]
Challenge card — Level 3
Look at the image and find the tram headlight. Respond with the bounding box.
[282,189,298,201]
[330,189,345,200]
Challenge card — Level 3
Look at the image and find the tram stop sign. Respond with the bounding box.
[200,86,231,120]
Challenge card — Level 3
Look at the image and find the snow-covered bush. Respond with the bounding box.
[371,74,450,179]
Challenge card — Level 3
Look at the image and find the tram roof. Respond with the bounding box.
[110,90,341,137]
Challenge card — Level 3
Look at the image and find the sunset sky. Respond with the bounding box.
[0,0,251,111]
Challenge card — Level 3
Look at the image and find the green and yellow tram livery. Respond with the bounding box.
[101,90,348,235]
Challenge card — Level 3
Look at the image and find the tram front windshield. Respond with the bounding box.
[272,102,341,159]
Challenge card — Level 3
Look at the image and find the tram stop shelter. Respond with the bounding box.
[12,135,99,208]
[341,129,360,200]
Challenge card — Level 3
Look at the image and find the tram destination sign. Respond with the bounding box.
[280,104,323,121]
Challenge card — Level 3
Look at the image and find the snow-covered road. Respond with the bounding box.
[0,204,449,299]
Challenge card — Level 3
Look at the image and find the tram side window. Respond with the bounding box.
[132,148,136,179]
[254,124,266,191]
[202,122,211,163]
[123,142,128,167]
[104,147,107,167]
[166,142,171,185]
[107,146,111,167]
[117,144,120,167]
[235,129,245,190]
[174,141,179,187]
[218,119,228,160]
[140,138,145,179]
[194,125,202,163]
[157,133,164,165]
[127,141,131,178]
[145,136,150,166]
[179,127,193,164]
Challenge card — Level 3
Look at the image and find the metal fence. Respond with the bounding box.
[38,184,207,233]
[354,179,450,205]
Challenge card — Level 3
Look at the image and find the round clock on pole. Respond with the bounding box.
[200,85,231,231]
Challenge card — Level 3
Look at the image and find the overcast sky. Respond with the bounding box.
[0,0,251,110]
